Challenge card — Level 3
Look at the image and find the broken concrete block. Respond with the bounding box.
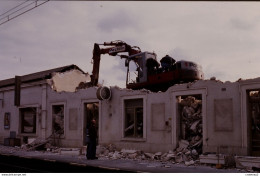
[175,155,183,163]
[199,154,225,165]
[185,160,195,166]
[154,152,162,156]
[163,153,176,161]
[161,153,168,159]
[235,156,260,169]
[176,147,183,153]
[191,138,203,148]
[182,154,190,162]
[121,149,137,154]
[166,153,176,158]
[179,140,189,150]
[108,152,114,158]
[108,144,116,152]
[128,153,138,159]
[60,148,81,155]
[112,151,121,159]
[28,138,36,144]
[21,144,28,150]
[190,120,201,132]
[103,149,109,156]
[185,151,191,155]
[144,153,154,159]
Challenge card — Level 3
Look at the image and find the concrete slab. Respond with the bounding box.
[59,148,81,156]
[235,156,260,169]
[199,154,225,165]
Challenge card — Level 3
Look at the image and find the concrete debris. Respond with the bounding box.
[95,144,195,165]
[60,148,81,155]
[108,144,117,152]
[128,153,138,159]
[25,138,52,151]
[185,160,195,166]
[144,153,154,159]
[177,96,203,161]
[175,154,183,163]
[1,143,249,171]
[112,151,121,159]
[121,149,138,154]
[178,140,189,151]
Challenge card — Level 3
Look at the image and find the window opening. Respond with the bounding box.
[124,99,143,138]
[248,90,260,156]
[20,107,36,134]
[52,105,64,136]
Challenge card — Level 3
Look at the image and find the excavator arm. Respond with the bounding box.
[91,40,141,86]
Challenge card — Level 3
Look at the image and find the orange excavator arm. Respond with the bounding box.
[91,40,141,86]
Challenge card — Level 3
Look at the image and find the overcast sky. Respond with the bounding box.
[0,1,260,88]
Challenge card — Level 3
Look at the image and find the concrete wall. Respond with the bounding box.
[0,81,44,143]
[45,86,98,147]
[168,80,245,155]
[2,75,260,156]
[99,88,173,153]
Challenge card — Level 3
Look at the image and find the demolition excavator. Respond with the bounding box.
[90,40,204,92]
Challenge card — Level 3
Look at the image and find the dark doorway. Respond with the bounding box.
[83,103,99,145]
[248,90,260,156]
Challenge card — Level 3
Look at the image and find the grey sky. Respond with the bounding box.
[0,1,260,87]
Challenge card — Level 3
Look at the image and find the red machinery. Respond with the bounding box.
[90,40,204,92]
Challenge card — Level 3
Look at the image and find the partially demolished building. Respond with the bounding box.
[0,64,260,159]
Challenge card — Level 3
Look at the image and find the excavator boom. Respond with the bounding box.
[90,41,141,86]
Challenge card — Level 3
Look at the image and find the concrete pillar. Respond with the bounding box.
[41,84,47,139]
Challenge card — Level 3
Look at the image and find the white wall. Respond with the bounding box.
[2,76,260,155]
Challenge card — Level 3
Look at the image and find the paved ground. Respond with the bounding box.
[0,145,251,173]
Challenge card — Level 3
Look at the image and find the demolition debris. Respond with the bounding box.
[178,96,203,159]
[95,144,200,166]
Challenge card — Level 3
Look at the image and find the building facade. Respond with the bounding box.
[0,65,260,157]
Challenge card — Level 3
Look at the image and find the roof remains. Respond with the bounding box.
[0,65,86,88]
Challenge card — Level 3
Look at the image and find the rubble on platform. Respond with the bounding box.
[95,144,200,166]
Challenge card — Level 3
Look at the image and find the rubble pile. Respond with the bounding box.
[19,137,60,153]
[178,96,203,161]
[96,144,200,166]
